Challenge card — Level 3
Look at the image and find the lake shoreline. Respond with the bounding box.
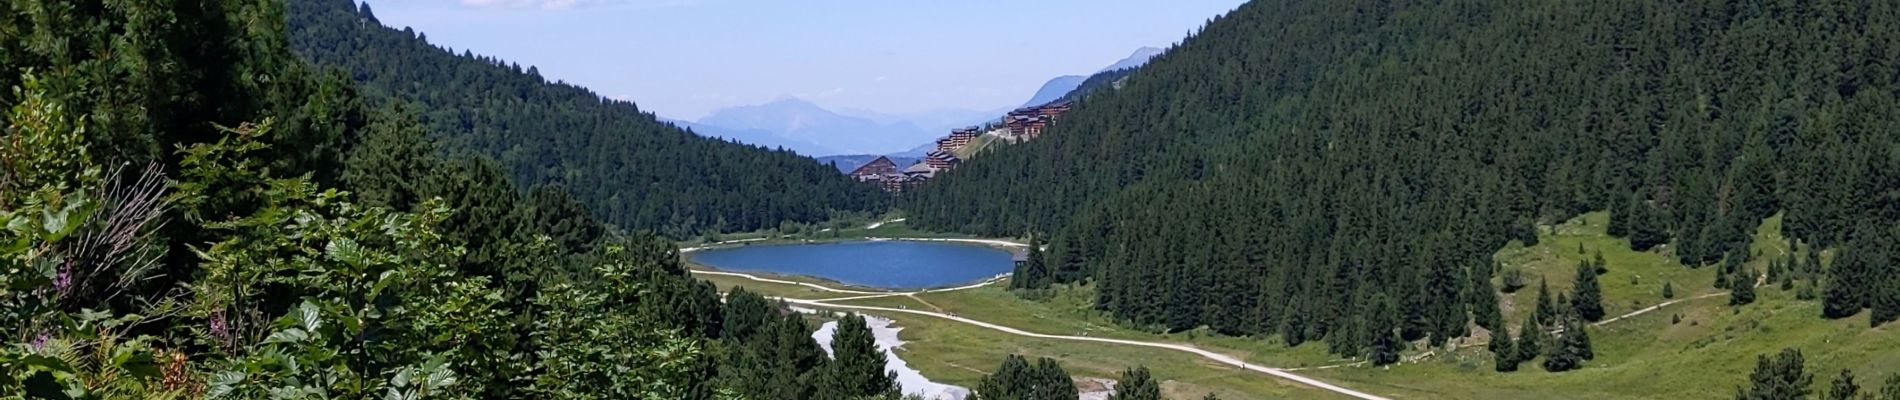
[686,239,1019,290]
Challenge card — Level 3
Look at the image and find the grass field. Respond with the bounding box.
[694,211,1900,399]
[1303,212,1899,399]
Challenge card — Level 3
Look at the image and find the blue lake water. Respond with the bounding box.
[689,241,1015,289]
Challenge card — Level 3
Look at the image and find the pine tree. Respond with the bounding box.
[1572,262,1606,321]
[1663,281,1675,299]
[1469,265,1504,331]
[1628,199,1669,252]
[1732,269,1758,306]
[1825,369,1860,400]
[1369,325,1402,367]
[1490,328,1519,372]
[1109,367,1161,400]
[1425,259,1468,346]
[1735,348,1812,400]
[974,355,1032,400]
[1592,250,1608,275]
[818,314,901,399]
[1823,248,1865,319]
[1873,260,1900,327]
[1535,279,1556,326]
[974,355,1075,400]
[1029,358,1078,400]
[1514,315,1542,364]
[1014,242,1052,290]
[1540,314,1591,372]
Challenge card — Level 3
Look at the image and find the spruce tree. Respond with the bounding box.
[1029,358,1078,400]
[1873,264,1900,327]
[1663,281,1675,299]
[1369,325,1402,367]
[974,355,1032,400]
[1628,200,1669,252]
[818,314,900,400]
[1572,262,1606,321]
[1490,329,1519,372]
[1735,348,1812,400]
[1469,267,1504,331]
[1592,250,1608,274]
[1825,369,1860,400]
[1540,314,1591,372]
[1109,367,1161,400]
[1535,279,1556,326]
[975,355,1075,400]
[1732,269,1758,306]
[1823,248,1865,319]
[1514,315,1542,364]
[1014,240,1052,290]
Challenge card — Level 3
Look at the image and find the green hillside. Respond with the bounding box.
[0,1,901,399]
[906,0,1900,382]
[287,0,886,237]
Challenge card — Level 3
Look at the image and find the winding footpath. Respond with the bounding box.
[781,296,1390,400]
[693,255,1761,398]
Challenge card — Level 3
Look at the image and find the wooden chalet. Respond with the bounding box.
[924,151,961,169]
[847,156,901,182]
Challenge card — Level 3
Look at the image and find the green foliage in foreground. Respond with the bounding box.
[1108,366,1161,400]
[0,1,900,397]
[973,354,1076,400]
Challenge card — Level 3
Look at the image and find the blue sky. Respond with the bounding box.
[362,0,1246,120]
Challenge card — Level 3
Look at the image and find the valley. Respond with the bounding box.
[5,0,1897,399]
[699,214,1899,399]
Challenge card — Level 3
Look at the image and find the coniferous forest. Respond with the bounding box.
[285,0,886,237]
[906,0,1900,358]
[0,0,894,398]
[7,0,1900,398]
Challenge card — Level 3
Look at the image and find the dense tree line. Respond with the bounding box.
[286,0,886,237]
[904,0,1900,362]
[0,1,895,398]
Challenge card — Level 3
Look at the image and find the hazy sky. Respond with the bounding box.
[362,0,1245,120]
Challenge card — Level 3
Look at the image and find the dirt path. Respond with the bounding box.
[867,218,906,229]
[784,297,1391,400]
[1288,273,1769,371]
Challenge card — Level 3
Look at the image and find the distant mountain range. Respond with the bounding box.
[666,118,844,156]
[679,46,1168,159]
[1098,46,1165,73]
[692,98,943,156]
[1019,75,1088,108]
[1018,47,1164,108]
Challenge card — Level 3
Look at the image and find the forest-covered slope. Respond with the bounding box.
[0,1,907,398]
[286,0,886,236]
[905,0,1900,358]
